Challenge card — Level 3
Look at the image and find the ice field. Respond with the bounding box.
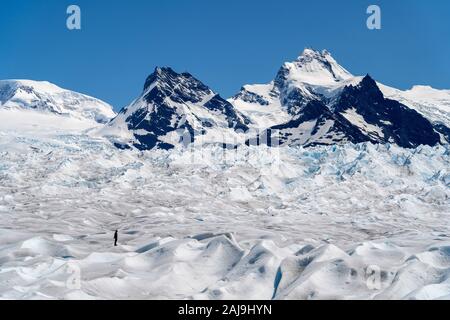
[0,110,449,300]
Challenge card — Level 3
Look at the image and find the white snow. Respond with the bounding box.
[380,84,450,127]
[282,49,353,87]
[0,115,449,300]
[341,108,384,139]
[0,80,116,124]
[229,83,291,129]
[0,109,102,135]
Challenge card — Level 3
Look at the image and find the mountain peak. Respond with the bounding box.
[155,66,175,75]
[357,74,383,97]
[297,48,331,61]
[108,66,250,150]
[141,66,211,105]
[337,74,384,102]
[143,66,180,91]
[276,48,353,87]
[153,66,193,78]
[360,74,377,86]
[231,48,449,149]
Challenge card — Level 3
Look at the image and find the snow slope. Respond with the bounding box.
[1,117,449,300]
[380,84,450,127]
[0,80,116,124]
[276,48,353,87]
[0,109,103,135]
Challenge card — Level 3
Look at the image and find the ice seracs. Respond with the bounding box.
[1,128,449,299]
[0,79,116,124]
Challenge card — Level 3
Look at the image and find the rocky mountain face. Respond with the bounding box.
[104,67,249,150]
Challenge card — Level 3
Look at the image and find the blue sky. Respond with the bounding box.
[1,0,449,111]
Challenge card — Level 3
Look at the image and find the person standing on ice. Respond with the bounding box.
[114,230,118,246]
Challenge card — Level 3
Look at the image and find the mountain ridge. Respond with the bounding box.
[2,49,449,150]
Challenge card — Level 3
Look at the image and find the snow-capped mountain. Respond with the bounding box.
[99,48,449,150]
[231,49,449,148]
[103,67,249,150]
[333,75,441,148]
[230,49,357,128]
[0,80,116,124]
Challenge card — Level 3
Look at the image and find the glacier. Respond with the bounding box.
[0,112,449,299]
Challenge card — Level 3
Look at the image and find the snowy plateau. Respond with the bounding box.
[0,49,449,300]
